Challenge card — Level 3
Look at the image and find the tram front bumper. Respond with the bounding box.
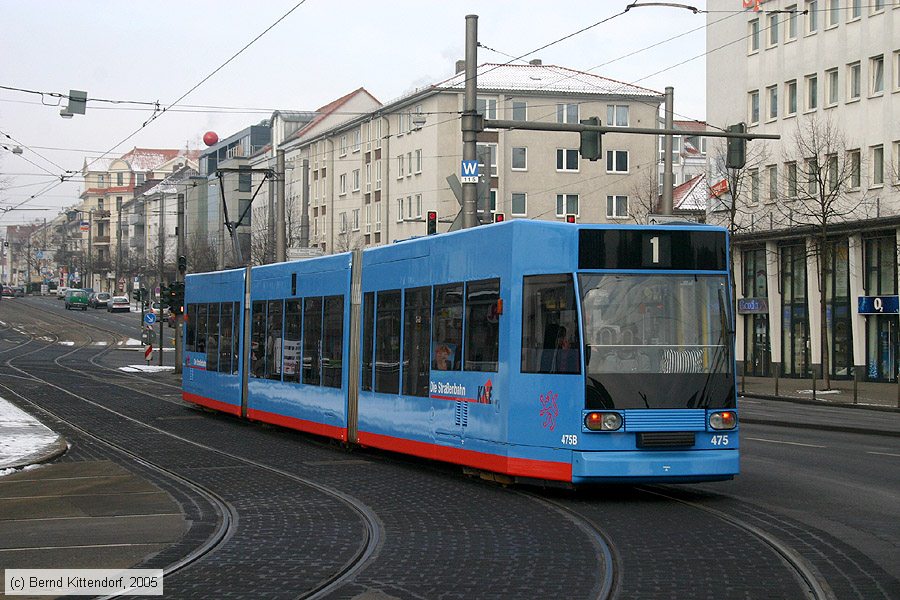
[571,449,739,484]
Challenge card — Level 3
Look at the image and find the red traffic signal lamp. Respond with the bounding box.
[494,213,505,223]
[427,210,437,235]
[565,214,577,224]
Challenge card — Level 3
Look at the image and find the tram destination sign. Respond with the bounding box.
[858,295,899,314]
[578,229,727,271]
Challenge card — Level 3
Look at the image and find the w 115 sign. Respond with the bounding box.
[460,160,479,183]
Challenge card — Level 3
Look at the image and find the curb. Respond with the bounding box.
[740,417,900,438]
[2,435,69,470]
[741,392,900,413]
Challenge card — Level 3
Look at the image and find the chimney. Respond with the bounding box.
[455,60,466,74]
[529,59,542,66]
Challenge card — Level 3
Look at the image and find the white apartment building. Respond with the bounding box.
[707,0,899,383]
[270,62,663,254]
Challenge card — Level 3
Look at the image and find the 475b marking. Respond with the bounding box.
[561,434,578,446]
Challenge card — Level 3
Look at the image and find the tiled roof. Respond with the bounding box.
[283,87,381,144]
[671,174,707,212]
[83,148,183,174]
[672,120,708,132]
[434,63,662,97]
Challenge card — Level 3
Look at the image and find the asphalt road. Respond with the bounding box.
[1,295,897,599]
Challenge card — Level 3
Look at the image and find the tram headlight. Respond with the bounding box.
[585,411,622,431]
[709,411,737,430]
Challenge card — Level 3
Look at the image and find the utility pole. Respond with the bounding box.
[276,149,286,262]
[267,164,275,263]
[158,193,165,367]
[115,207,122,292]
[87,210,93,290]
[300,158,310,248]
[660,86,675,216]
[175,193,185,375]
[461,14,478,229]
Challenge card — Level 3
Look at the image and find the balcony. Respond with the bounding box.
[94,210,111,220]
[93,236,111,244]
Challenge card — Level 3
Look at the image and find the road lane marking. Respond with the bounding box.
[744,437,826,448]
[866,451,900,458]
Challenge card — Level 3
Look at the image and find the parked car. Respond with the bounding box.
[1,285,13,298]
[12,286,25,297]
[56,286,69,300]
[64,289,89,310]
[150,301,170,319]
[107,296,130,313]
[89,292,111,309]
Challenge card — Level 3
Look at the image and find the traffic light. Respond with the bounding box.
[494,213,505,223]
[427,210,437,235]
[565,214,577,224]
[177,255,187,273]
[579,116,602,161]
[159,284,170,309]
[726,123,746,169]
[169,282,184,315]
[133,288,142,302]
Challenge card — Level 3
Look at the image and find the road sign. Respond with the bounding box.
[144,312,157,325]
[35,251,44,259]
[460,160,479,183]
[647,214,694,225]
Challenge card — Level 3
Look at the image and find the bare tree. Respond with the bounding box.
[185,235,219,274]
[627,166,658,225]
[775,116,867,389]
[333,229,362,253]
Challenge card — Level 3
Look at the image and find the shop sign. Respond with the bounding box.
[858,296,899,314]
[738,297,768,314]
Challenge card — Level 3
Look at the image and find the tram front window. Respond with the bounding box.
[579,274,735,410]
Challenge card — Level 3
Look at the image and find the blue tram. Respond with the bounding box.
[182,221,739,484]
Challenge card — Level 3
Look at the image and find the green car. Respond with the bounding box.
[64,289,89,311]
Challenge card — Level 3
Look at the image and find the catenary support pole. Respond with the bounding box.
[660,86,674,216]
[300,158,310,248]
[175,192,185,375]
[276,149,286,262]
[462,14,478,229]
[158,193,165,367]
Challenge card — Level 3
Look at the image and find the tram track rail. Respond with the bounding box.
[1,303,384,599]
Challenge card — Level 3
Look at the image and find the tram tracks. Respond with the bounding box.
[1,304,383,599]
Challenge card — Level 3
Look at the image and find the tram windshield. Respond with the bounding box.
[579,274,735,410]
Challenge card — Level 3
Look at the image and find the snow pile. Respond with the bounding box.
[0,397,62,471]
[119,365,175,373]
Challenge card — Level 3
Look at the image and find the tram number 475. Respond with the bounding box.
[561,434,578,446]
[710,434,730,446]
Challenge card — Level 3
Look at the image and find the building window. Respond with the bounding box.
[850,0,861,19]
[827,154,839,191]
[749,18,760,52]
[397,154,405,178]
[556,149,579,172]
[374,202,381,231]
[477,97,497,120]
[826,69,839,106]
[786,80,798,115]
[511,192,527,216]
[786,161,798,197]
[556,194,579,216]
[749,168,760,204]
[804,74,817,110]
[353,129,361,152]
[340,135,347,156]
[477,143,498,176]
[365,205,371,234]
[339,212,348,233]
[414,149,422,173]
[806,158,819,195]
[767,165,778,202]
[98,174,105,186]
[352,169,360,191]
[787,5,798,39]
[512,100,527,121]
[826,0,840,27]
[136,173,145,185]
[894,51,900,93]
[872,145,884,186]
[511,147,527,170]
[352,209,360,231]
[606,150,629,173]
[365,164,371,193]
[848,149,861,188]
[116,172,124,186]
[339,173,347,195]
[768,13,779,46]
[767,85,778,120]
[375,159,382,190]
[557,103,578,124]
[806,0,818,33]
[396,198,404,222]
[606,195,628,218]
[780,243,810,378]
[895,141,900,183]
[870,55,884,95]
[871,0,885,13]
[749,90,760,124]
[606,104,629,127]
[848,62,861,100]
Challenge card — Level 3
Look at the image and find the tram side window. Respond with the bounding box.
[196,304,209,357]
[284,300,302,383]
[303,297,323,385]
[219,302,234,375]
[464,278,500,372]
[521,274,581,374]
[250,301,266,378]
[207,303,220,372]
[375,290,401,394]
[361,292,374,391]
[267,300,284,381]
[432,283,463,371]
[322,295,344,388]
[185,304,197,352]
[403,286,431,397]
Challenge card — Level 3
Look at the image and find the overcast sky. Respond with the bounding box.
[0,0,712,228]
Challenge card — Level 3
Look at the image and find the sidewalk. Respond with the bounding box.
[739,375,900,411]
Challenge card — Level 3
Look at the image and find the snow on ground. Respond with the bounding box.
[123,338,142,346]
[119,365,175,373]
[0,397,61,471]
[58,341,75,346]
